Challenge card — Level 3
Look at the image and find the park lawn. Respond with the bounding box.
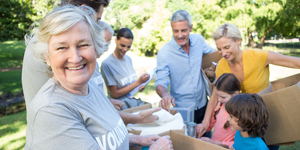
[0,110,26,150]
[0,41,25,69]
[0,70,22,97]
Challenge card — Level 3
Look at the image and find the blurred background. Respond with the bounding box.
[0,0,300,149]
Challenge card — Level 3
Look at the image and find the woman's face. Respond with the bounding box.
[114,37,133,58]
[214,88,235,104]
[215,37,241,61]
[46,21,96,93]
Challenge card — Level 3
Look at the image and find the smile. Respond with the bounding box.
[67,65,85,70]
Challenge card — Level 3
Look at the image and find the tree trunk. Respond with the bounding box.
[247,28,257,48]
[257,35,266,49]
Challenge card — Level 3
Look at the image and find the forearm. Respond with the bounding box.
[129,135,143,145]
[202,92,218,124]
[156,85,169,98]
[109,81,141,98]
[118,111,139,125]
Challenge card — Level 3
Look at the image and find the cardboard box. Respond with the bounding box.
[201,51,223,96]
[258,73,300,145]
[127,109,185,135]
[122,103,152,113]
[130,130,227,150]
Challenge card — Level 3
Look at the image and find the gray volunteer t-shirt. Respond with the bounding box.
[101,54,137,100]
[25,78,129,150]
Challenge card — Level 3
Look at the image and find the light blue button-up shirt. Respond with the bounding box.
[155,34,215,110]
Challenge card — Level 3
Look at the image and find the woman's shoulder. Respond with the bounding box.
[243,49,269,60]
[101,54,114,66]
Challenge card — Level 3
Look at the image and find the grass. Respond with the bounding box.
[0,110,26,150]
[0,41,24,98]
[0,70,22,98]
[0,41,25,69]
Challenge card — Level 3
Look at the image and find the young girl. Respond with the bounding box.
[198,73,240,148]
[225,93,269,150]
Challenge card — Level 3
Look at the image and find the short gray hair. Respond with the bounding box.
[213,23,242,42]
[170,10,192,27]
[25,5,105,65]
[98,20,114,37]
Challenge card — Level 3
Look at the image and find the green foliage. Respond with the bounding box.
[0,0,32,41]
[0,110,26,150]
[0,0,59,41]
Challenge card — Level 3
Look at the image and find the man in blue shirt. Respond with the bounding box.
[155,10,215,124]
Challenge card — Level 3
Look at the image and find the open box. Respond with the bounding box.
[130,130,227,150]
[122,103,186,150]
[201,51,223,96]
[258,73,300,145]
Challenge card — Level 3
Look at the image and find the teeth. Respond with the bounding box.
[68,65,84,70]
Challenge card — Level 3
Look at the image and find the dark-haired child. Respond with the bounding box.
[197,73,240,148]
[225,93,269,150]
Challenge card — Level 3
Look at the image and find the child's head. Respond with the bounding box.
[225,93,269,137]
[214,73,240,104]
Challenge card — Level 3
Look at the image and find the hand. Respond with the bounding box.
[136,107,161,123]
[138,134,161,146]
[159,94,175,112]
[138,74,150,84]
[109,99,124,111]
[138,85,146,92]
[195,122,209,138]
[149,136,173,150]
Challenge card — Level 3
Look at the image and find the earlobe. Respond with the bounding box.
[233,91,240,96]
[43,53,50,66]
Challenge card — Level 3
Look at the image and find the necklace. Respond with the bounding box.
[112,51,132,76]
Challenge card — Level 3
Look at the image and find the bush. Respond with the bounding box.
[0,0,33,41]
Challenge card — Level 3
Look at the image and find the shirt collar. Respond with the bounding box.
[171,34,194,51]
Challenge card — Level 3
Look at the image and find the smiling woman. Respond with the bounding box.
[101,28,150,101]
[23,5,172,150]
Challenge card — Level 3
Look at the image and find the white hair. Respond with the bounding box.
[170,10,192,27]
[25,5,105,65]
[98,20,114,36]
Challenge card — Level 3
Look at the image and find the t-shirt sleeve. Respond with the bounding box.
[155,50,170,89]
[29,104,99,150]
[101,61,117,86]
[253,49,269,66]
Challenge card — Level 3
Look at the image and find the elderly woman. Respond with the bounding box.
[25,5,172,150]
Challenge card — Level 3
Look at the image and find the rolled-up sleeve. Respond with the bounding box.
[155,50,170,89]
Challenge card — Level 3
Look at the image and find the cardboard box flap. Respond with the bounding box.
[170,130,227,150]
[262,82,300,145]
[201,51,223,68]
[270,73,300,91]
[122,103,152,113]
